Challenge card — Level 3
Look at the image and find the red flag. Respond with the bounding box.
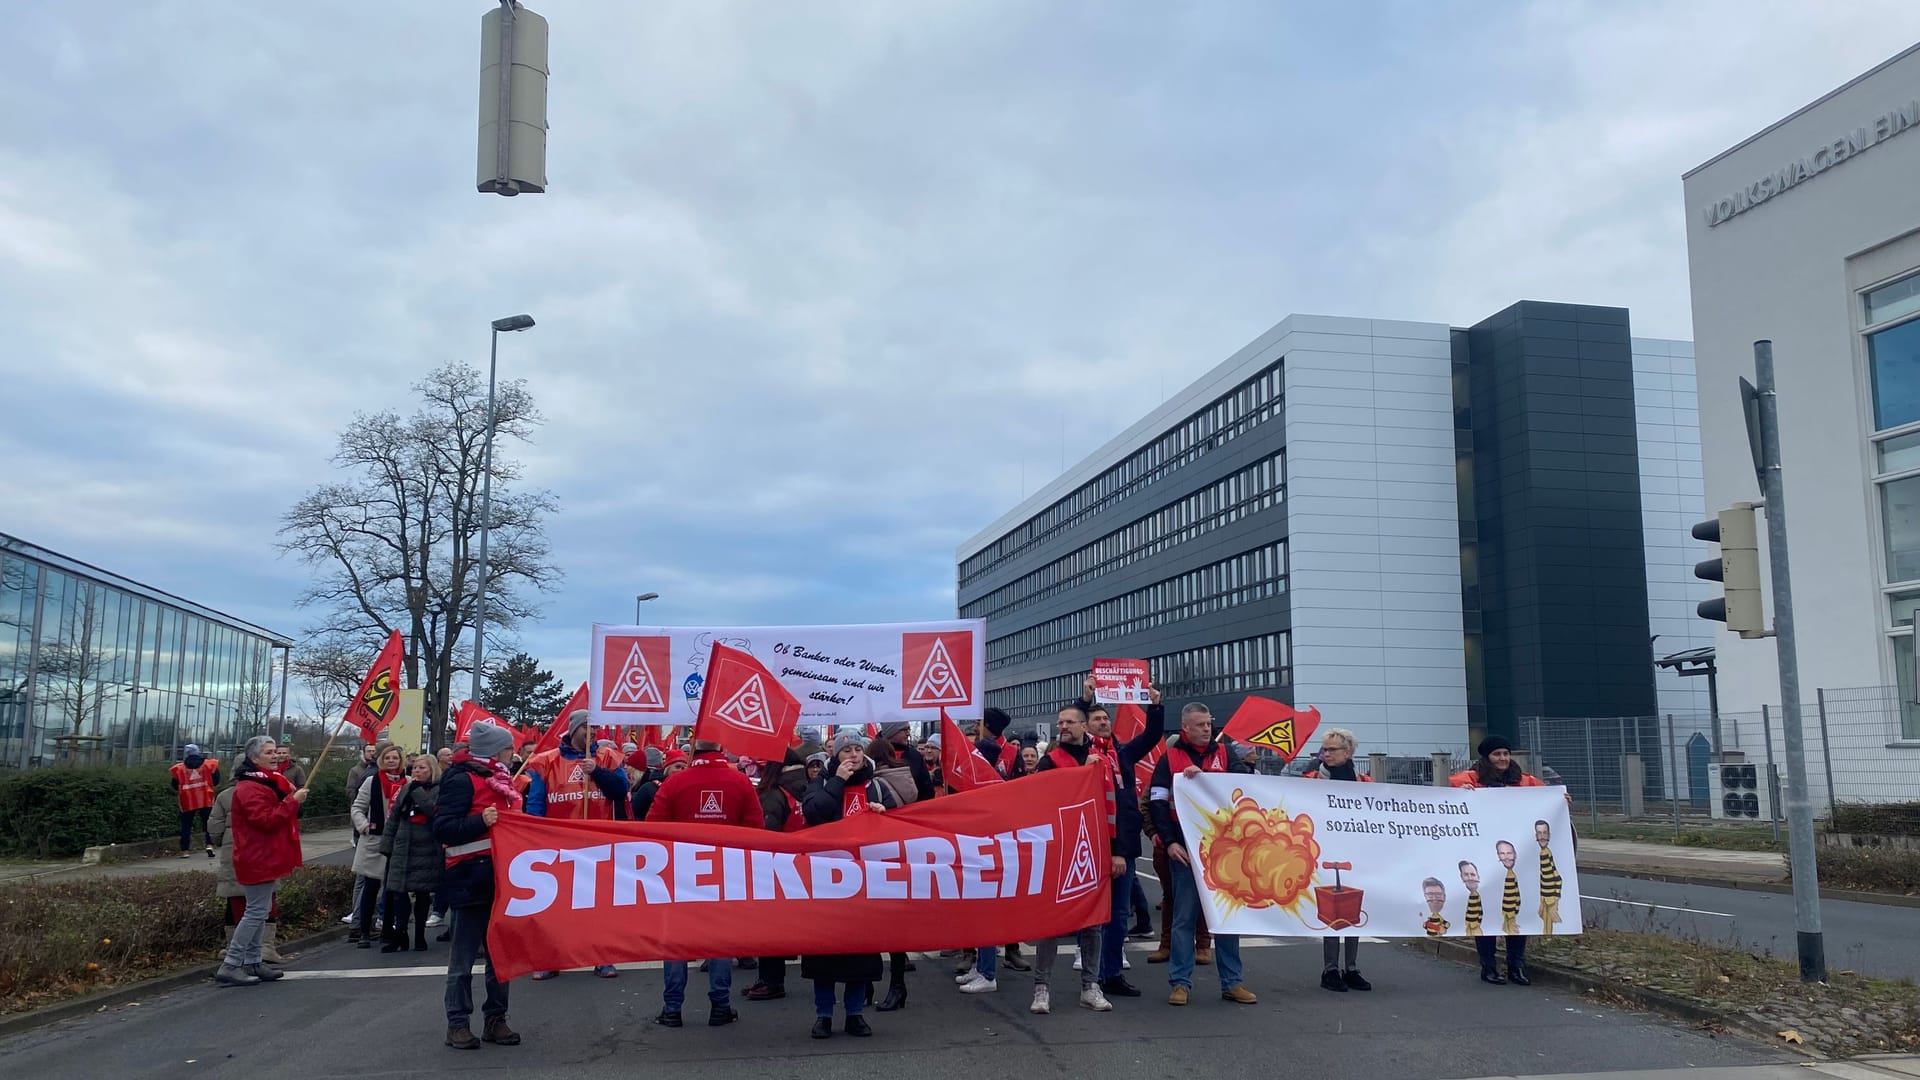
[1134,742,1164,792]
[346,630,404,744]
[691,644,801,763]
[1113,703,1147,743]
[865,722,880,740]
[940,708,1003,792]
[532,682,588,756]
[1221,697,1322,763]
[452,700,508,744]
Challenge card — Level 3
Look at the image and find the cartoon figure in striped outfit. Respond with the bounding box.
[1458,860,1483,936]
[1534,820,1562,933]
[1495,840,1521,935]
[1420,878,1450,937]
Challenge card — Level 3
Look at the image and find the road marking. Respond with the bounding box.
[1580,895,1733,918]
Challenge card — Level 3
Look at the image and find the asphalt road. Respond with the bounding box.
[1578,874,1919,979]
[0,932,1783,1080]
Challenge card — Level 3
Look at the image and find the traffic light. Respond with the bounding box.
[1692,503,1765,638]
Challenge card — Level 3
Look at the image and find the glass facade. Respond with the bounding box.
[1863,270,1920,738]
[0,534,289,769]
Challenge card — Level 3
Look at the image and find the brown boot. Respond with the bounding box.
[1195,947,1214,966]
[482,1016,521,1046]
[261,922,297,965]
[446,1026,479,1050]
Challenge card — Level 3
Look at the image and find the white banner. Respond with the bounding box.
[1172,774,1581,939]
[589,620,986,729]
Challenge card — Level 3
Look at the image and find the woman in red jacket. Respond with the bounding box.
[216,735,308,988]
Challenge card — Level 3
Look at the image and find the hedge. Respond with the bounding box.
[0,761,358,859]
[1831,801,1920,838]
[1813,846,1920,895]
[0,865,353,1014]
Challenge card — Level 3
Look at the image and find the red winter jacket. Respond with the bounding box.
[231,767,303,886]
[646,753,766,828]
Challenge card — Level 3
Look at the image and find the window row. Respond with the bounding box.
[985,632,1292,725]
[959,361,1284,587]
[984,542,1287,670]
[961,452,1285,624]
[0,554,279,769]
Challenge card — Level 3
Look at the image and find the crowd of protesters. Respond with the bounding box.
[189,676,1565,1048]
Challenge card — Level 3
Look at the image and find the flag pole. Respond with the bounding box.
[302,716,356,792]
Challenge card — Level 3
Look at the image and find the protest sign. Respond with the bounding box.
[1091,658,1152,705]
[1171,773,1579,939]
[589,621,985,728]
[485,765,1111,976]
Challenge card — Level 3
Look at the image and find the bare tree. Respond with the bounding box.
[290,640,372,723]
[279,363,560,745]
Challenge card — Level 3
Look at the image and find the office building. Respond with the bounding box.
[0,532,292,769]
[1683,43,1920,799]
[959,304,1697,757]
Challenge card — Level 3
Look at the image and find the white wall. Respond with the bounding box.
[1632,338,1715,724]
[1281,316,1470,756]
[1683,47,1920,718]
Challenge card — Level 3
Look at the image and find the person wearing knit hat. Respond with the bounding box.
[804,752,828,783]
[796,728,902,1038]
[171,741,220,859]
[432,722,522,1049]
[1449,732,1564,988]
[878,721,935,803]
[628,748,688,821]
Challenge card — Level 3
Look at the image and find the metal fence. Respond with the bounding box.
[1490,685,1920,835]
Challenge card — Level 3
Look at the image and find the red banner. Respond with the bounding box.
[347,630,404,744]
[690,644,801,763]
[485,766,1110,978]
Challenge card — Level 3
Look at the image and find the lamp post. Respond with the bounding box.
[471,314,535,706]
[634,592,659,623]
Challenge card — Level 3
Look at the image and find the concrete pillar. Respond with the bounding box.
[1368,752,1389,782]
[1430,752,1453,787]
[1621,752,1645,817]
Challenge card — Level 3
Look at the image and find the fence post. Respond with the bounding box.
[1368,752,1388,781]
[1666,713,1682,832]
[1583,718,1599,830]
[1761,703,1780,843]
[1430,751,1451,788]
[1815,688,1837,823]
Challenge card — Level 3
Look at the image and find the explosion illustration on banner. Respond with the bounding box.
[1187,789,1321,915]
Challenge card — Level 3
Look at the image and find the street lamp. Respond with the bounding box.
[472,313,536,705]
[635,592,659,622]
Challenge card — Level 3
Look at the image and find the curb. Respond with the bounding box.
[0,926,350,1042]
[1401,938,1818,1059]
[1581,865,1920,910]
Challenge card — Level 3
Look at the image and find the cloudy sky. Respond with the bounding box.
[5,1,1918,702]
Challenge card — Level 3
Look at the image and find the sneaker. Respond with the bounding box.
[1343,970,1372,992]
[593,965,619,978]
[1029,985,1051,1014]
[531,970,558,981]
[1123,956,1131,970]
[1079,986,1113,1012]
[425,913,444,928]
[244,963,283,982]
[341,914,355,925]
[958,976,997,994]
[1127,925,1154,940]
[205,845,215,859]
[953,959,974,977]
[955,970,983,985]
[1072,949,1083,972]
[1221,986,1257,1004]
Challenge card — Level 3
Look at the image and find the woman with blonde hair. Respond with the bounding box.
[1301,727,1372,993]
[349,742,407,948]
[381,751,445,951]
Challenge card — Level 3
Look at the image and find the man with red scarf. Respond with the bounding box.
[646,739,762,1028]
[432,722,523,1051]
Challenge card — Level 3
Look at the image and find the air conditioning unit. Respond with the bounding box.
[1707,762,1773,821]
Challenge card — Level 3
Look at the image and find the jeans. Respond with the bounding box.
[1131,876,1151,927]
[1323,936,1360,972]
[1034,926,1102,991]
[664,959,732,1012]
[1169,860,1241,991]
[812,980,867,1018]
[445,904,509,1028]
[179,808,210,851]
[1099,863,1136,981]
[1476,934,1528,974]
[354,874,382,939]
[974,944,998,981]
[222,880,274,967]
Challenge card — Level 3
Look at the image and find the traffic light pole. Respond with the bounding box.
[1753,339,1825,983]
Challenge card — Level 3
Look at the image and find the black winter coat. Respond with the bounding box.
[383,780,444,894]
[798,767,887,983]
[430,763,496,908]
